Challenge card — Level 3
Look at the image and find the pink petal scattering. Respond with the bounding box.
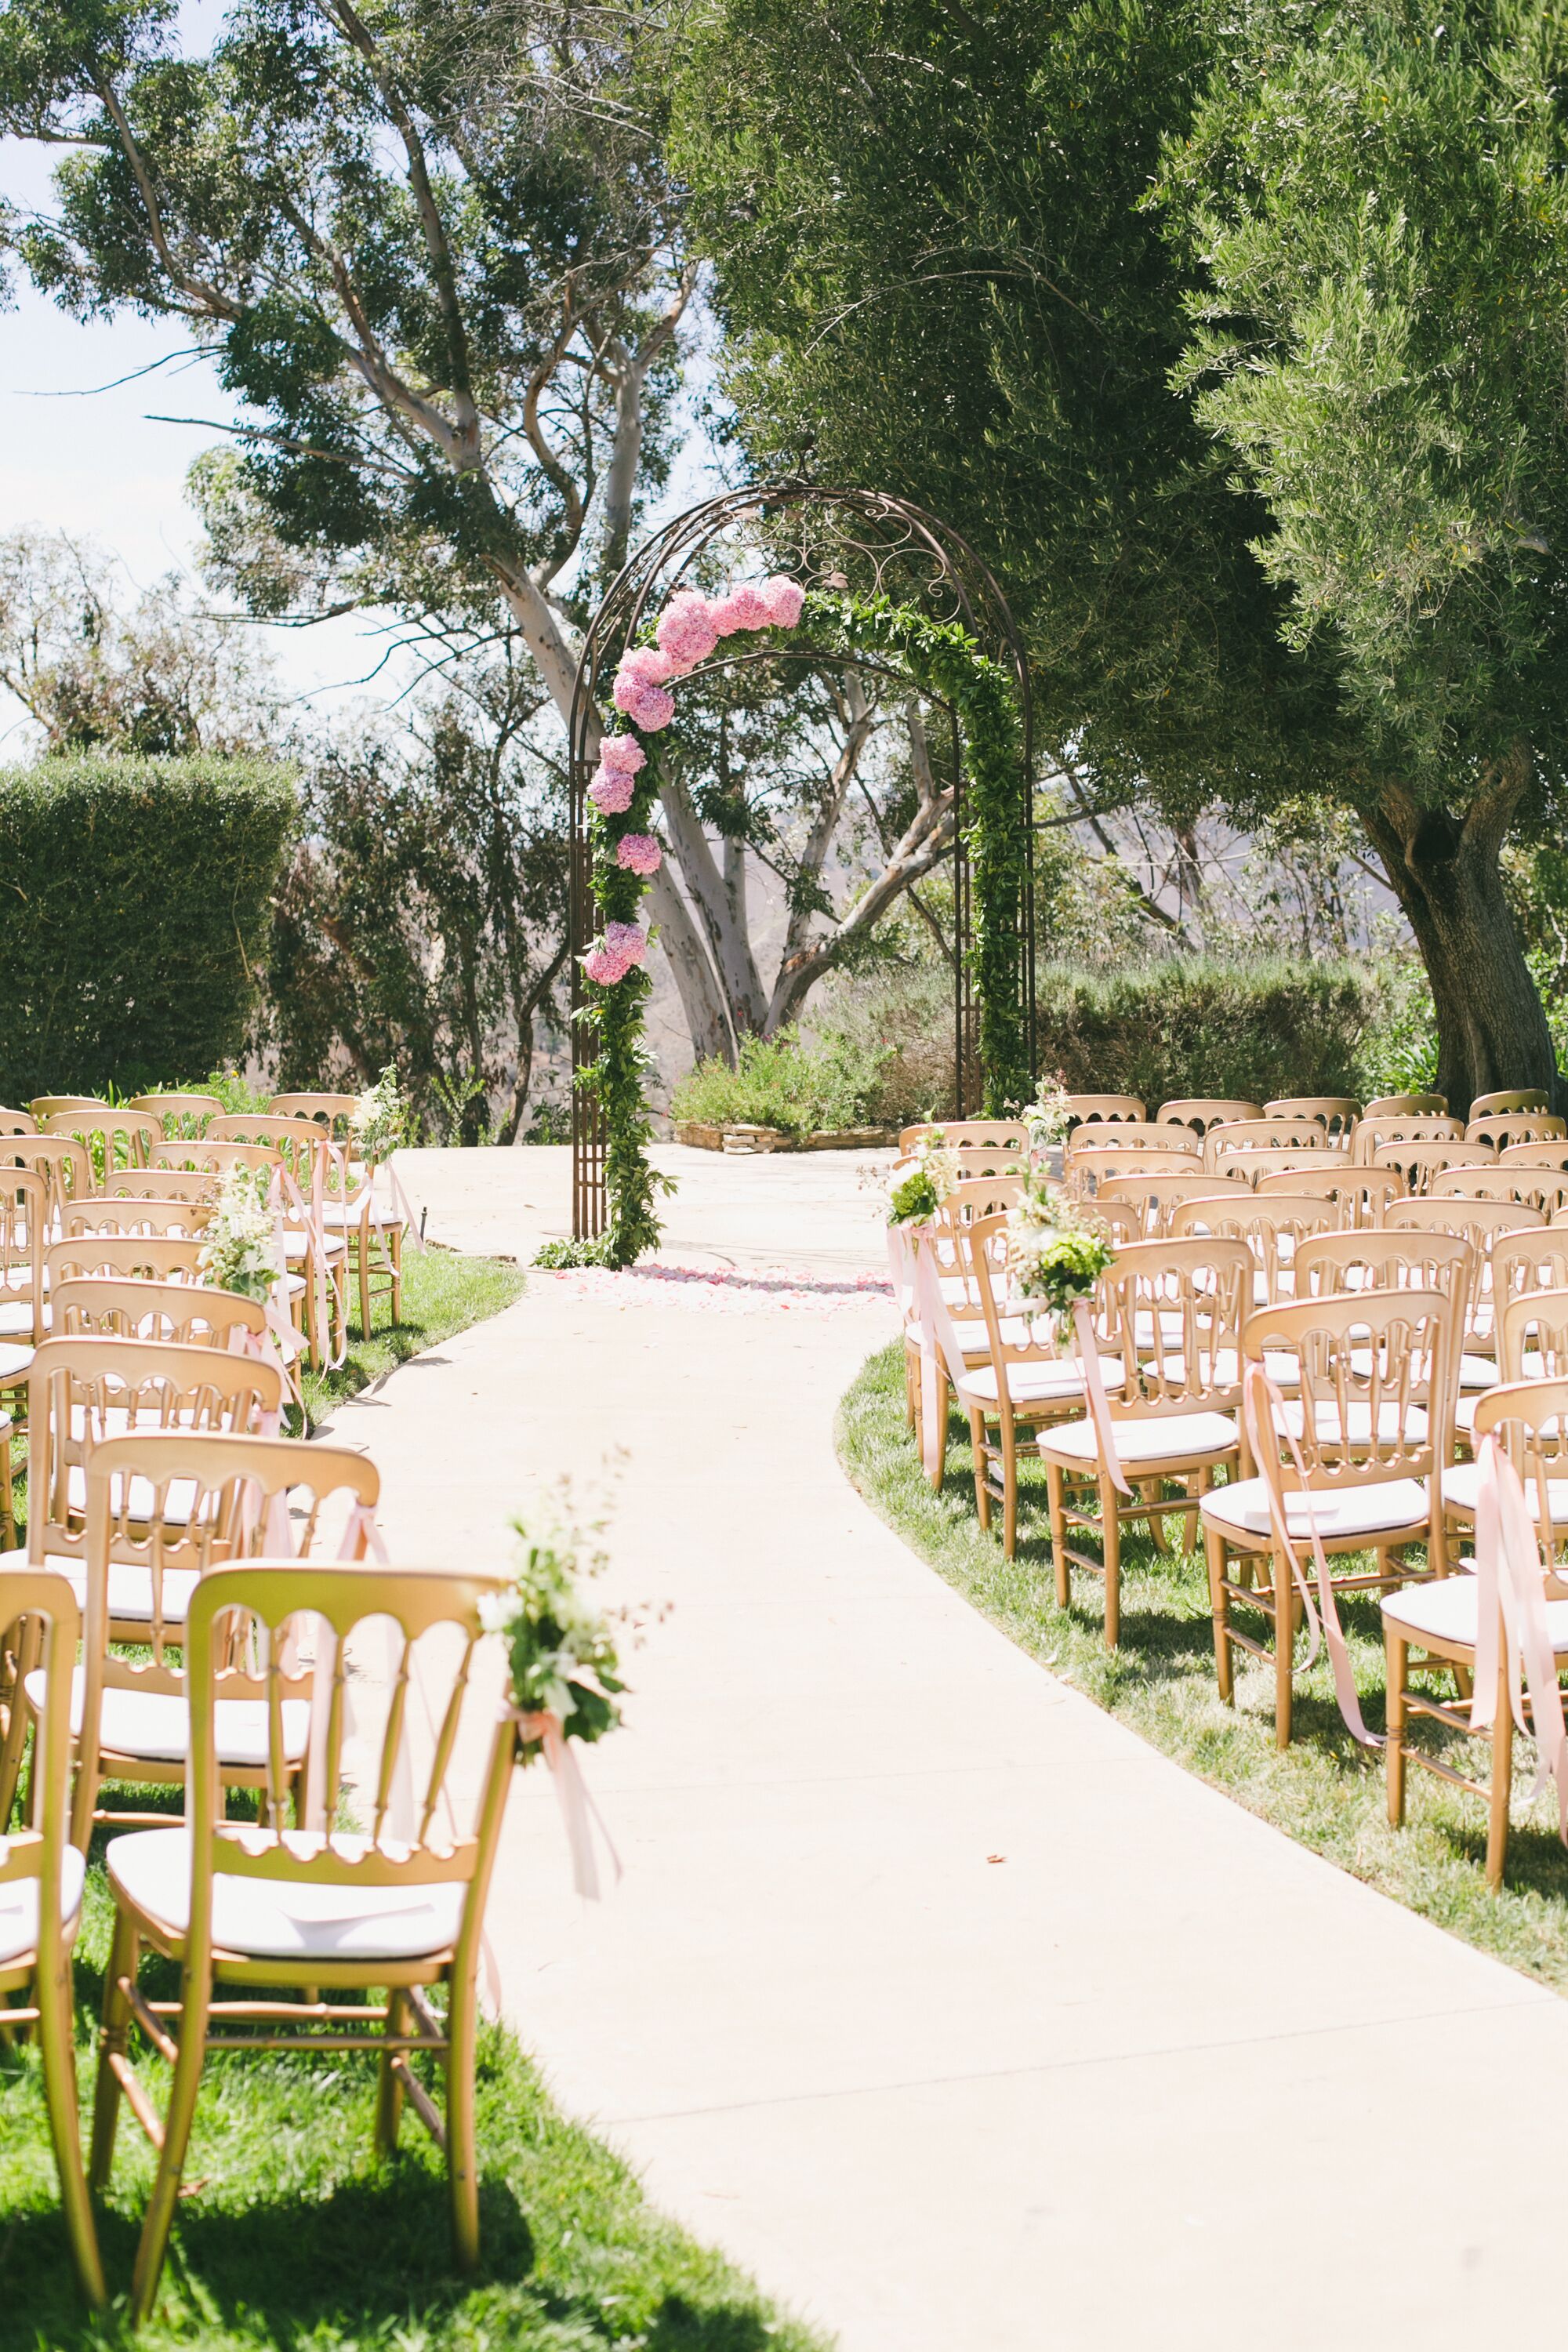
[619,644,677,687]
[713,582,774,634]
[615,832,662,876]
[539,1258,895,1316]
[761,572,806,628]
[605,920,648,967]
[612,674,676,730]
[588,768,636,815]
[655,590,720,670]
[599,734,646,776]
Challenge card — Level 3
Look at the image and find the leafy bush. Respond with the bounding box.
[0,755,295,1103]
[816,964,964,1124]
[1033,958,1379,1105]
[671,1026,892,1138]
[1354,955,1439,1099]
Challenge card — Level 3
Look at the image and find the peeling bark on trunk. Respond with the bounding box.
[1363,755,1559,1116]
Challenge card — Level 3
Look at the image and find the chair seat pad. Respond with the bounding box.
[107,1828,468,1962]
[0,1301,34,1339]
[1442,1462,1568,1523]
[23,1667,310,1769]
[0,1849,86,1966]
[1040,1410,1240,1467]
[1201,1475,1429,1541]
[958,1356,1125,1406]
[0,1548,202,1628]
[1275,1399,1429,1447]
[0,1341,32,1383]
[1382,1576,1568,1651]
[281,1232,347,1263]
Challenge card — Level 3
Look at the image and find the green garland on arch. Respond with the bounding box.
[547,586,1028,1272]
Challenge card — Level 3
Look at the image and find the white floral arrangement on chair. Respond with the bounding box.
[198,1167,280,1303]
[885,1129,961,1227]
[481,1501,628,1763]
[1019,1079,1073,1156]
[1004,1167,1115,1333]
[350,1065,407,1163]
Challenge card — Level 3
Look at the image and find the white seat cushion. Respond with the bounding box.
[1382,1576,1568,1652]
[0,1848,86,1965]
[959,1356,1125,1407]
[1442,1462,1568,1523]
[1275,1399,1428,1447]
[107,1828,467,1962]
[281,1232,347,1263]
[1201,1475,1429,1541]
[1150,1348,1302,1391]
[23,1666,309,1769]
[0,1341,32,1383]
[0,1301,34,1338]
[0,1548,203,1629]
[1040,1410,1240,1467]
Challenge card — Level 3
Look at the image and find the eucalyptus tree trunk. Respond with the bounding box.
[1364,757,1560,1115]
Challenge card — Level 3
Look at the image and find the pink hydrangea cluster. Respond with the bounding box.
[589,768,635,815]
[655,589,720,670]
[615,832,662,876]
[583,921,649,986]
[600,734,646,776]
[612,665,675,731]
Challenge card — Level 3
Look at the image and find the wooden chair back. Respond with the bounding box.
[1363,1094,1448,1117]
[1467,1112,1566,1152]
[1096,1169,1246,1237]
[1490,1232,1568,1340]
[1498,1141,1568,1173]
[1064,1145,1209,1197]
[1435,1167,1568,1217]
[1242,1288,1459,1488]
[0,1106,38,1137]
[129,1092,224,1138]
[0,1168,47,1343]
[47,1235,207,1285]
[1496,1287,1568,1385]
[73,1432,383,1842]
[1169,1192,1340,1301]
[1385,1195,1541,1249]
[24,1337,284,1578]
[1472,1378,1568,1559]
[42,1109,158,1182]
[1263,1096,1360,1135]
[1206,1117,1341,1171]
[2,1135,93,1223]
[28,1097,112,1119]
[1222,1149,1357,1190]
[64,1198,212,1240]
[1469,1088,1553,1119]
[943,1173,1023,1221]
[1293,1229,1474,1326]
[1352,1113,1464,1163]
[269,1091,359,1138]
[1098,1235,1252,1415]
[1062,1094,1145,1131]
[961,1212,1113,1407]
[151,1138,284,1183]
[209,1115,332,1193]
[1254,1164,1404,1226]
[51,1276,267,1351]
[1066,1121,1201,1161]
[1152,1098,1261,1137]
[102,1167,217,1203]
[1371,1138,1494,1195]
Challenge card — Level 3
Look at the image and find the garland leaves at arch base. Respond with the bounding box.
[539,585,1029,1271]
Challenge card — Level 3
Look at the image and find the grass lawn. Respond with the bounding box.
[2,1250,828,2351]
[838,1339,1568,1995]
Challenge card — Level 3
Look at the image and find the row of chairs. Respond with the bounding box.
[1055,1086,1552,1132]
[2,1323,513,2316]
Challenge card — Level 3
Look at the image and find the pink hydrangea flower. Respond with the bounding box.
[589,768,636,815]
[612,673,676,730]
[583,941,630,985]
[619,644,677,686]
[598,734,646,776]
[615,832,662,876]
[655,590,720,669]
[713,582,773,634]
[761,572,805,628]
[605,920,648,967]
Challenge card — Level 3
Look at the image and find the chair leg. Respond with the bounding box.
[1486,1644,1514,1893]
[1206,1526,1233,1703]
[1047,1461,1069,1608]
[358,1233,373,1345]
[445,1974,481,2272]
[131,1968,211,2324]
[1385,1628,1408,1827]
[1272,1544,1294,1750]
[0,1428,13,1552]
[376,1989,407,2155]
[999,1416,1018,1561]
[1102,1474,1122,1649]
[389,1224,404,1323]
[969,1410,991,1531]
[38,1947,106,2306]
[0,1615,40,1827]
[90,1907,138,2188]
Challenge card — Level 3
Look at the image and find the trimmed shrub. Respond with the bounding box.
[1033,957,1380,1106]
[0,755,296,1102]
[671,1027,893,1139]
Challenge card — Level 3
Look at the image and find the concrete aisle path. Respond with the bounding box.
[328,1149,1568,2352]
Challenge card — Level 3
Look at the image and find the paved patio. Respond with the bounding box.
[325,1145,1568,2351]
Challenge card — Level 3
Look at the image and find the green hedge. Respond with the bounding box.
[1034,957,1381,1107]
[0,756,296,1102]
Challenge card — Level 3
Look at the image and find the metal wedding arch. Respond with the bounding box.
[568,483,1036,1242]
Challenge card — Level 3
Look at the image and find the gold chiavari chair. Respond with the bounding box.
[50,1275,268,1352]
[42,1108,158,1185]
[95,1560,521,2318]
[0,1567,105,2304]
[1371,1137,1494,1196]
[1387,1377,1568,1888]
[1096,1169,1248,1239]
[1064,1143,1208,1197]
[3,1134,93,1226]
[60,1429,380,1845]
[1363,1093,1448,1117]
[47,1233,206,1287]
[1468,1087,1553,1119]
[158,1136,342,1365]
[901,1175,1025,1461]
[1351,1113,1465,1163]
[1205,1116,1343,1173]
[1152,1098,1261,1138]
[1040,1236,1252,1645]
[1062,1094,1145,1130]
[28,1097,112,1120]
[65,1197,213,1241]
[1467,1112,1566,1152]
[129,1091,224,1138]
[1169,1190,1341,1305]
[1254,1163,1406,1226]
[1264,1096,1361,1136]
[270,1090,358,1138]
[102,1167,217,1203]
[1201,1288,1461,1745]
[1500,1140,1568,1175]
[0,1105,38,1137]
[1436,1165,1568,1218]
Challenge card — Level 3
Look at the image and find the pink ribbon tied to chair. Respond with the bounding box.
[504,1707,622,1900]
[1472,1433,1568,1846]
[1240,1360,1381,1749]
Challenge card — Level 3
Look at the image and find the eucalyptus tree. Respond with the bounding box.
[673,0,1568,1105]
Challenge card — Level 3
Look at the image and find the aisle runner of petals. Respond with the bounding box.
[539,1258,893,1314]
